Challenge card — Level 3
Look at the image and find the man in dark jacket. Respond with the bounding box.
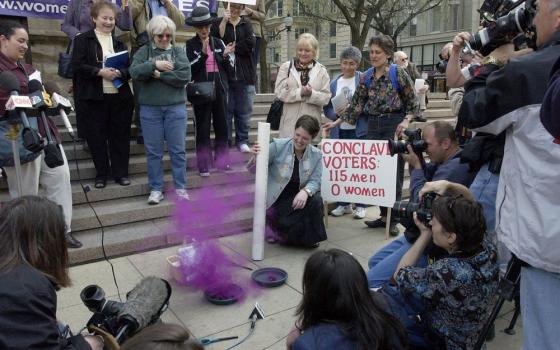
[211,2,256,153]
[457,1,560,347]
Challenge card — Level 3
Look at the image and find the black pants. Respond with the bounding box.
[365,114,405,219]
[193,79,229,171]
[81,93,134,180]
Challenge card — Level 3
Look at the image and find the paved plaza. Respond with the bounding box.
[58,208,523,349]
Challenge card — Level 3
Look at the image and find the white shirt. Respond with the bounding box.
[336,76,356,130]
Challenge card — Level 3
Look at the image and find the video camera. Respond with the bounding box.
[387,128,427,156]
[392,191,438,226]
[80,277,172,344]
[469,0,537,56]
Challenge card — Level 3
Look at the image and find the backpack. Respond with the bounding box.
[363,63,401,92]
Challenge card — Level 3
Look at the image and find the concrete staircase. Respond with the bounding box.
[0,93,453,265]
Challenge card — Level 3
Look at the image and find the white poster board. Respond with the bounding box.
[219,0,257,5]
[321,139,398,207]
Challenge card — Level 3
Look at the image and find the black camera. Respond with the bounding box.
[80,285,124,336]
[436,58,448,74]
[388,128,427,156]
[393,192,438,226]
[469,0,537,56]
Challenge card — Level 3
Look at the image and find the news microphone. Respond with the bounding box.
[44,82,75,138]
[0,71,43,153]
[28,80,64,168]
[115,277,172,343]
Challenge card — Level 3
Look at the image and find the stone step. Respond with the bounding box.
[423,108,454,119]
[71,182,255,232]
[68,206,254,265]
[426,99,450,109]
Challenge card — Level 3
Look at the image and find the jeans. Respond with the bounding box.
[469,163,510,267]
[337,128,365,208]
[227,82,255,146]
[140,103,187,191]
[364,114,405,218]
[367,235,428,288]
[521,266,560,350]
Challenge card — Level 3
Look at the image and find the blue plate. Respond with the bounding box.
[251,267,288,287]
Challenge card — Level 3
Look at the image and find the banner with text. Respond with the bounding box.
[0,0,217,20]
[321,139,398,207]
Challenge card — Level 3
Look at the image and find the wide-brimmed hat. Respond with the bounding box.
[185,6,213,27]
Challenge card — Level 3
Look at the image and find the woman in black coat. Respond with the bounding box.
[72,0,134,188]
[185,6,234,176]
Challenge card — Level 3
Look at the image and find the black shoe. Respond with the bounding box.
[365,218,386,228]
[413,115,427,122]
[389,223,400,237]
[115,177,131,186]
[83,143,91,154]
[65,233,83,249]
[136,135,144,144]
[94,178,106,189]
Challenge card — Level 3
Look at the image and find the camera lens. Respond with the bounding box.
[80,285,106,312]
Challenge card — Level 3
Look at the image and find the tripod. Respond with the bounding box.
[474,255,523,350]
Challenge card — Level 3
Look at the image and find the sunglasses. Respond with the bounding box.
[156,33,172,39]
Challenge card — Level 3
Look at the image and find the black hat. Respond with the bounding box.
[185,6,213,27]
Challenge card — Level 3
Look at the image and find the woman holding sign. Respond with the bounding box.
[249,115,326,248]
[333,35,418,236]
[72,0,134,189]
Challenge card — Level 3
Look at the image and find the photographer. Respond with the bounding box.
[0,20,80,249]
[367,121,475,288]
[457,0,560,348]
[0,196,102,350]
[383,194,499,349]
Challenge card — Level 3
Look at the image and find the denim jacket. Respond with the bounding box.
[249,138,322,208]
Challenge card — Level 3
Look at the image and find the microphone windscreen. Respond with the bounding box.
[28,79,44,94]
[44,81,62,96]
[118,277,171,330]
[0,71,21,93]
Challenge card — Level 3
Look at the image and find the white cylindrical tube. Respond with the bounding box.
[252,122,270,261]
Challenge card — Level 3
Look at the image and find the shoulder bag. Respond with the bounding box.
[266,60,292,130]
[58,0,82,79]
[186,39,216,105]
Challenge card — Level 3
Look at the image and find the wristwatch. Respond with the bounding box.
[303,188,313,197]
[481,55,505,68]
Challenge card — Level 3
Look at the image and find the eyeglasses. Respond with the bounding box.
[156,33,172,39]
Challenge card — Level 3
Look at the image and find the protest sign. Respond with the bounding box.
[321,139,398,207]
[0,0,217,20]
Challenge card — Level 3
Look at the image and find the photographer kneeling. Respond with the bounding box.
[383,193,499,349]
[0,196,103,350]
[367,121,475,288]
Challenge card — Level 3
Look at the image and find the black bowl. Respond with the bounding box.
[204,283,243,305]
[251,267,288,288]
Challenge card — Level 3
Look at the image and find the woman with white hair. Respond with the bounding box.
[274,33,331,138]
[130,15,191,204]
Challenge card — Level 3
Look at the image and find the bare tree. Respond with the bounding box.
[298,0,443,50]
[258,0,277,93]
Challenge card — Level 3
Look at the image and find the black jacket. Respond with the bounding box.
[0,264,91,350]
[185,35,232,93]
[72,29,133,101]
[210,16,256,85]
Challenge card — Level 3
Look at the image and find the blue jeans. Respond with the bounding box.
[338,128,365,208]
[140,103,187,191]
[521,266,560,350]
[227,82,255,146]
[367,235,428,288]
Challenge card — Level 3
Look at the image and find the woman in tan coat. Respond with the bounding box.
[274,33,331,138]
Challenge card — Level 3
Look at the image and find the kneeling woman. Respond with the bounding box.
[250,115,326,247]
[388,195,499,349]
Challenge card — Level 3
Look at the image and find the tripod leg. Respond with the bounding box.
[504,306,521,335]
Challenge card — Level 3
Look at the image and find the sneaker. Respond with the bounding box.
[199,170,210,177]
[330,205,353,217]
[148,191,164,205]
[353,207,366,219]
[238,143,251,153]
[175,189,190,201]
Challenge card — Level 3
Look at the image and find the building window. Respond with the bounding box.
[295,27,308,40]
[329,22,336,37]
[449,2,460,30]
[292,0,302,16]
[273,48,281,62]
[431,7,441,32]
[409,17,417,37]
[330,43,337,58]
[271,0,282,17]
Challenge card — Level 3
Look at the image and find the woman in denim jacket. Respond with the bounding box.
[249,115,326,247]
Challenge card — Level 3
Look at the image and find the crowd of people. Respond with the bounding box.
[1,0,559,349]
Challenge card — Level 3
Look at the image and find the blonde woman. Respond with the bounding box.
[274,33,331,138]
